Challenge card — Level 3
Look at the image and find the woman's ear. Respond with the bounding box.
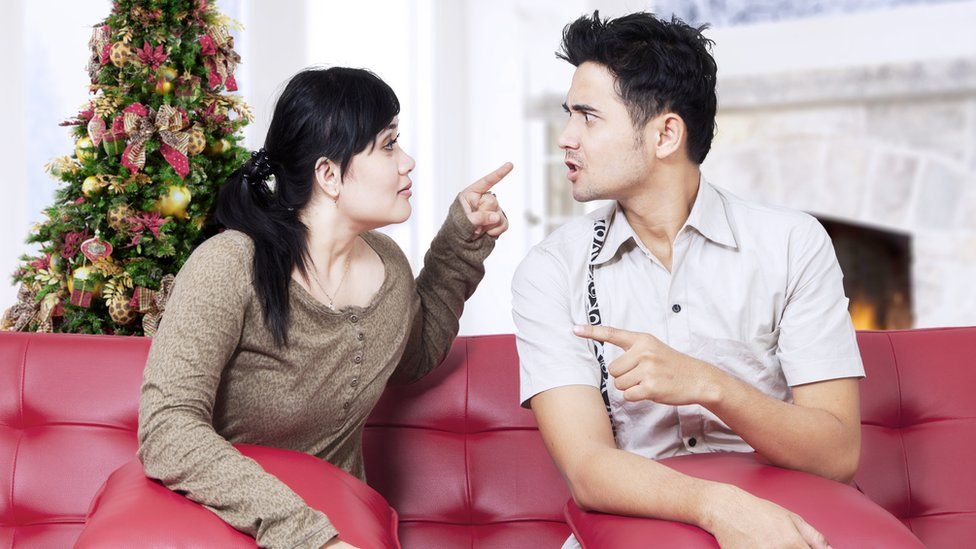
[314,157,341,201]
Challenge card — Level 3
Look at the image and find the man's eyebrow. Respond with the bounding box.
[562,102,600,114]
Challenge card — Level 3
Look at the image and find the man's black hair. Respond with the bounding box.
[558,11,717,164]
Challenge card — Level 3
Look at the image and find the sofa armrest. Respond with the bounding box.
[76,443,400,549]
[564,452,922,548]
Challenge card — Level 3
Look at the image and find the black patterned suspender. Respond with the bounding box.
[587,219,616,437]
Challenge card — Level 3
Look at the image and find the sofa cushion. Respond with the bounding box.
[855,328,976,546]
[365,335,572,548]
[76,443,400,548]
[0,332,150,548]
[566,452,924,548]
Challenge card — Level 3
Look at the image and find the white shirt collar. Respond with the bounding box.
[591,176,738,266]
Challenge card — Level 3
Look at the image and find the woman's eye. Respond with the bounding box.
[582,112,592,123]
[384,134,400,151]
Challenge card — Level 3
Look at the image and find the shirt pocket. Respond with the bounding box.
[690,329,791,403]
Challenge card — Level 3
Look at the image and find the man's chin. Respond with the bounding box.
[571,184,604,203]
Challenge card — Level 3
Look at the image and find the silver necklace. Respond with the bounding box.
[308,244,354,311]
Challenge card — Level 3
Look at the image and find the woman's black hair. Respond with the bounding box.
[558,11,717,164]
[215,67,400,346]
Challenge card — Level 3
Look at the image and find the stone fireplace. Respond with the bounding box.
[702,57,976,328]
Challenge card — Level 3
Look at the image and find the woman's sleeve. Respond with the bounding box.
[389,197,495,384]
[136,236,339,548]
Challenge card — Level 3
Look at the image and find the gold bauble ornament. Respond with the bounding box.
[67,265,104,297]
[49,254,63,274]
[75,137,97,162]
[157,65,179,82]
[154,185,192,219]
[108,297,138,325]
[109,41,133,68]
[108,204,134,231]
[205,138,231,157]
[186,126,206,156]
[154,77,174,95]
[82,175,107,197]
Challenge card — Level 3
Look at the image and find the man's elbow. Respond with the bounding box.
[565,452,607,512]
[816,441,860,484]
[830,447,860,484]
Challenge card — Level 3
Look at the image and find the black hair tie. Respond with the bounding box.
[243,148,274,188]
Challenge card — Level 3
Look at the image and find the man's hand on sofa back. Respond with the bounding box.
[528,385,831,548]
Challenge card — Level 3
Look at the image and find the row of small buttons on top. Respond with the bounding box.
[344,313,364,411]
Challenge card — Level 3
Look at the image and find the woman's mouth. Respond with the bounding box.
[398,183,412,197]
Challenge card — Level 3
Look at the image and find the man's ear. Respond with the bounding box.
[646,112,685,160]
[314,157,341,201]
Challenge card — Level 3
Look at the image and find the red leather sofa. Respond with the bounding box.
[1,327,973,548]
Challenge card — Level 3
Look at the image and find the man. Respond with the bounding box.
[512,12,864,549]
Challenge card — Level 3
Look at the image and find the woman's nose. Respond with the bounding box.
[400,150,416,174]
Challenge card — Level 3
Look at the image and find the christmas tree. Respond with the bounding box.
[2,0,252,336]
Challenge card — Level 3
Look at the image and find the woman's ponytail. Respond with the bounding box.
[215,149,309,347]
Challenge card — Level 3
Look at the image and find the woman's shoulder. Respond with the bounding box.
[182,230,254,277]
[362,230,410,273]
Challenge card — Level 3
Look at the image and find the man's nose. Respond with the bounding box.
[557,121,579,150]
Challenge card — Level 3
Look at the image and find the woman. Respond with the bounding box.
[136,67,510,549]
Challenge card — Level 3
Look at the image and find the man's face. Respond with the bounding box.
[558,62,655,203]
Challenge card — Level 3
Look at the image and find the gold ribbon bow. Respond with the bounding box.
[0,286,59,333]
[122,107,155,173]
[155,105,190,155]
[134,274,175,337]
[87,25,111,81]
[205,26,241,89]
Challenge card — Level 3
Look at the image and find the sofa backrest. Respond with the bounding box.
[2,329,973,548]
[0,332,149,548]
[854,327,976,547]
[363,335,572,548]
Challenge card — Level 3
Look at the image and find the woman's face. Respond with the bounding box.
[336,117,416,229]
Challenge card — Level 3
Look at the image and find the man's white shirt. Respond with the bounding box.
[512,176,865,460]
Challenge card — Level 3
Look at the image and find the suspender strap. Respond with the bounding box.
[587,219,616,437]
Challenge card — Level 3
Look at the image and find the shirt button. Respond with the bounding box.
[351,378,359,387]
[357,332,364,341]
[350,314,359,323]
[354,355,363,364]
[672,304,682,313]
[688,437,697,447]
[343,402,351,410]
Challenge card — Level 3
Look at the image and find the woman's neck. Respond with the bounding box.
[299,198,362,273]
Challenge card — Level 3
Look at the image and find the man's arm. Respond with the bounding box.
[530,385,831,548]
[573,324,861,484]
[707,373,861,483]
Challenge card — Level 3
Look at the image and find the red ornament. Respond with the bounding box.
[80,236,113,262]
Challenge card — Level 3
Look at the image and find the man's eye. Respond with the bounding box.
[583,112,593,122]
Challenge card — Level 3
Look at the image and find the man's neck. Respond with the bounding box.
[618,165,702,270]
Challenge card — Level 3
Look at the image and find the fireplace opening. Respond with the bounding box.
[815,216,914,330]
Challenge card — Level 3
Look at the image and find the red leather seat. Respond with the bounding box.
[1,328,973,547]
[854,328,976,546]
[76,443,400,548]
[565,452,923,547]
[364,335,572,548]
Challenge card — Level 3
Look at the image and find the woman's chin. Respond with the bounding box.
[393,202,412,224]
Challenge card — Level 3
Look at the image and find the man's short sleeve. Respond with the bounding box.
[777,217,866,386]
[512,246,600,408]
